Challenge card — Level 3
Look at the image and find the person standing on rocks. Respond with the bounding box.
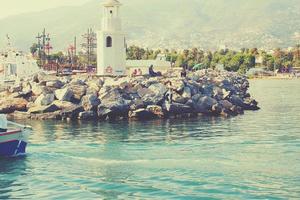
[165,82,173,111]
[0,114,8,133]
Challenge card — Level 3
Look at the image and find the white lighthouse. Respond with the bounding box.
[97,0,126,76]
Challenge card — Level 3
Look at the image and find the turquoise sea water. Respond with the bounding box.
[1,79,300,199]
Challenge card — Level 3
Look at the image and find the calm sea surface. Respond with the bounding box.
[0,79,300,199]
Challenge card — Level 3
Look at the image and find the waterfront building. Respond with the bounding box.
[97,0,126,76]
[0,38,40,81]
[126,53,171,76]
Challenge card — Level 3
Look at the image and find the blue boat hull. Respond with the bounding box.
[0,130,29,158]
[0,140,27,157]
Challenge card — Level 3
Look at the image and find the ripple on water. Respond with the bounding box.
[1,79,300,199]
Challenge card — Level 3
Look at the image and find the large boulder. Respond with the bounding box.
[81,94,101,111]
[35,93,55,106]
[149,83,167,96]
[70,78,86,86]
[219,100,233,110]
[98,88,130,119]
[54,88,74,101]
[242,98,260,110]
[46,80,64,89]
[194,96,217,113]
[130,99,146,110]
[69,84,87,103]
[229,95,259,110]
[103,77,130,89]
[211,103,223,115]
[171,79,185,92]
[86,79,103,92]
[98,99,130,119]
[137,88,154,98]
[138,83,167,105]
[0,98,28,113]
[61,105,84,119]
[173,92,189,104]
[182,86,192,99]
[31,83,44,96]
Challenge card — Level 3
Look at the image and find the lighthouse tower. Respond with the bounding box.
[97,0,126,76]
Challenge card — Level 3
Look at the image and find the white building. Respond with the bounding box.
[126,53,172,75]
[97,0,126,76]
[0,41,40,81]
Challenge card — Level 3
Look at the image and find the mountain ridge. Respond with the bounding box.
[0,0,299,51]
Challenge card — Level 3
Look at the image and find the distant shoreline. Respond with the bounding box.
[249,75,300,80]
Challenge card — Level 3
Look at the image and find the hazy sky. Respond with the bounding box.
[0,0,91,19]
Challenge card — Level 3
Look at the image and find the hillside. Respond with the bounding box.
[0,0,299,51]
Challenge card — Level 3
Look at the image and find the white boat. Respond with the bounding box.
[0,129,30,157]
[0,121,31,157]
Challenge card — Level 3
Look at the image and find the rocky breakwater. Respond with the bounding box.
[0,69,259,121]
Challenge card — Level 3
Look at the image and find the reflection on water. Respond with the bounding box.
[0,79,300,199]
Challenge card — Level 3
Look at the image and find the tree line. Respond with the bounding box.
[127,45,300,74]
[30,43,300,74]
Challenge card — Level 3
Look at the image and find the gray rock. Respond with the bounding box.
[46,80,64,89]
[55,88,74,101]
[81,94,101,111]
[149,83,167,96]
[87,79,103,92]
[31,84,44,96]
[69,84,87,102]
[182,87,192,99]
[98,99,130,119]
[219,100,233,110]
[212,103,223,115]
[70,78,86,86]
[61,105,84,119]
[171,79,185,92]
[192,94,202,103]
[35,93,55,106]
[0,98,28,113]
[195,96,217,113]
[173,92,189,104]
[137,88,154,98]
[130,99,146,110]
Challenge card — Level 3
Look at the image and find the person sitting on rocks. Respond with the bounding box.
[137,68,143,76]
[132,69,138,77]
[149,65,162,77]
[0,114,8,133]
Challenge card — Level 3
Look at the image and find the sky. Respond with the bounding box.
[0,0,91,19]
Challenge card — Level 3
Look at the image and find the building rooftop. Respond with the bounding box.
[103,0,122,7]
